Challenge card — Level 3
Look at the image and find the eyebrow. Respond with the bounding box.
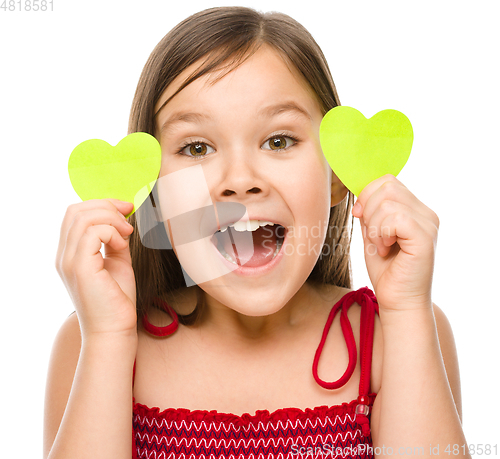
[158,101,313,136]
[258,102,313,122]
[159,112,210,136]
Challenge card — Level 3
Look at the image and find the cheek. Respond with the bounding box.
[155,163,213,227]
[159,153,177,176]
[282,152,332,240]
[287,149,331,207]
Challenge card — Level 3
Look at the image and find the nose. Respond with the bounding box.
[221,186,261,197]
[213,149,268,199]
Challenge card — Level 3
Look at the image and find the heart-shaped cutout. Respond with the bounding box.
[319,106,413,196]
[68,132,162,217]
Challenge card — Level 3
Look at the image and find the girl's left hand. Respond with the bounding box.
[352,174,440,312]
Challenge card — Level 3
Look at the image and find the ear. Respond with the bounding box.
[331,170,349,207]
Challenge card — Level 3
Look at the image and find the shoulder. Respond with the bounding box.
[347,287,384,395]
[317,285,384,395]
[352,292,462,410]
[43,312,82,458]
[318,285,381,338]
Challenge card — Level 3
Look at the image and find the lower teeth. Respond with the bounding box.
[217,236,284,265]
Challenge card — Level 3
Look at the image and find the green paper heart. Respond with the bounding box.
[319,106,413,196]
[68,132,161,217]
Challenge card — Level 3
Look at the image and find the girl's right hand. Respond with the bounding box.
[56,199,137,340]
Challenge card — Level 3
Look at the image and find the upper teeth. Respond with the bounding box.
[219,220,275,233]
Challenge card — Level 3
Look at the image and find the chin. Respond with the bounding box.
[230,302,287,317]
[203,282,292,317]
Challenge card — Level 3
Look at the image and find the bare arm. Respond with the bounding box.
[370,303,469,457]
[349,174,468,454]
[43,311,137,459]
[46,198,137,459]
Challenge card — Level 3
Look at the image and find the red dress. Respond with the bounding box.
[132,287,379,458]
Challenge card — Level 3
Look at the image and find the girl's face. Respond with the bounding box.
[154,45,346,319]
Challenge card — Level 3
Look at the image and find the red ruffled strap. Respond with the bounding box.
[312,287,379,437]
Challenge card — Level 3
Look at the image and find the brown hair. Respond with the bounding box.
[127,6,355,326]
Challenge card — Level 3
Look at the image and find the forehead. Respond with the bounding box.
[154,46,321,123]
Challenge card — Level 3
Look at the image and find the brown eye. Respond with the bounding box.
[263,135,296,151]
[190,143,207,156]
[270,137,285,150]
[181,142,214,158]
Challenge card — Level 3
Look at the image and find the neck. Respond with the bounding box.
[193,281,338,348]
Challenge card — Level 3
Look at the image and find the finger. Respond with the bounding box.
[357,178,438,229]
[62,207,133,267]
[364,200,409,256]
[111,199,135,218]
[59,199,132,241]
[73,224,130,276]
[359,213,390,258]
[372,198,438,245]
[355,174,404,212]
[103,226,133,265]
[358,214,380,258]
[378,210,433,258]
[57,200,132,264]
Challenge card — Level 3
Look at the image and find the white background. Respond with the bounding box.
[1,0,499,455]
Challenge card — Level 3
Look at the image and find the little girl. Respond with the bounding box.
[44,6,469,459]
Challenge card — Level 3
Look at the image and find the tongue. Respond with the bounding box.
[223,226,278,267]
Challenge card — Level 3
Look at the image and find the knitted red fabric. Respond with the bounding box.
[132,287,379,458]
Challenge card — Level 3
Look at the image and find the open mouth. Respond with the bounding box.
[210,222,286,268]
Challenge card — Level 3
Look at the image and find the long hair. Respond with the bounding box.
[127,6,355,326]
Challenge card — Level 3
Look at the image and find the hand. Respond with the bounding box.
[56,199,137,339]
[351,174,440,312]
